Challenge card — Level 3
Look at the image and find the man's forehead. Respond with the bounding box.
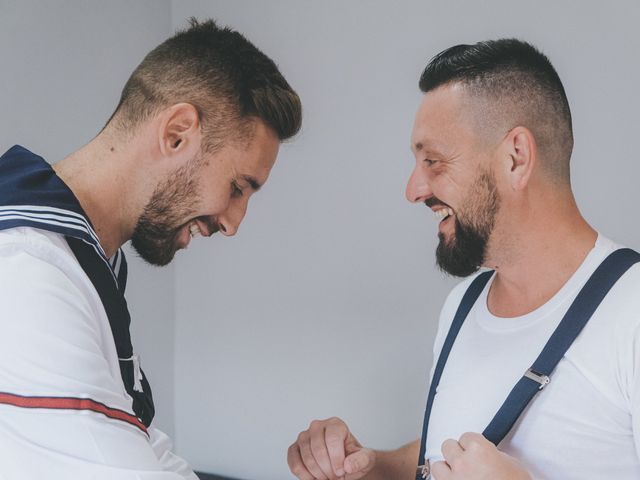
[416,84,466,120]
[229,120,279,171]
[411,85,474,153]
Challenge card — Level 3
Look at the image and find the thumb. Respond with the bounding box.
[344,448,375,476]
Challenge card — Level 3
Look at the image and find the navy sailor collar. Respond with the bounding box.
[0,144,125,288]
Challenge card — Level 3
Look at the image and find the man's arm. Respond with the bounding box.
[364,441,419,480]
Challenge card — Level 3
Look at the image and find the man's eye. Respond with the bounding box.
[424,159,436,166]
[231,182,244,197]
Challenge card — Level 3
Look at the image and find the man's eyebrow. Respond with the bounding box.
[240,175,262,191]
[412,140,443,157]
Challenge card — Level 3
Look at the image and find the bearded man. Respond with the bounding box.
[0,19,301,479]
[288,39,640,480]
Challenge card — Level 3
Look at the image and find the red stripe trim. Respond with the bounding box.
[0,392,147,434]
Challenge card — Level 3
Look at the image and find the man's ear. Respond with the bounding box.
[503,126,537,191]
[157,103,202,160]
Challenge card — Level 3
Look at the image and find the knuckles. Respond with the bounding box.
[309,419,322,429]
[448,455,468,474]
[308,416,345,430]
[459,432,484,448]
[431,460,449,478]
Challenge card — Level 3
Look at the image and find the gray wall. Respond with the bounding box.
[0,0,176,438]
[3,1,640,480]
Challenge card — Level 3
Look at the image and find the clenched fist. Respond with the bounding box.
[288,417,376,480]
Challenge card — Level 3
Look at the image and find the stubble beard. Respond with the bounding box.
[131,161,201,267]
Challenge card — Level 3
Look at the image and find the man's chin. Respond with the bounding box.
[130,238,179,267]
[435,236,483,278]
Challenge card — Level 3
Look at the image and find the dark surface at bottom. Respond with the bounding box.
[196,472,243,480]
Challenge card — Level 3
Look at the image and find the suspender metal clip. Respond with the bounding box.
[524,368,550,390]
[416,460,431,479]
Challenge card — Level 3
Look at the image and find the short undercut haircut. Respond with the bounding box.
[107,18,302,152]
[419,39,573,183]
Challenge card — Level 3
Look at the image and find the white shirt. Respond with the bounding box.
[426,234,640,479]
[0,227,197,480]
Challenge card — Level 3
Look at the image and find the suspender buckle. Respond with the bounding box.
[416,461,431,479]
[524,368,550,389]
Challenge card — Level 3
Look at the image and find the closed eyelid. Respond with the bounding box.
[230,181,244,197]
[239,174,262,191]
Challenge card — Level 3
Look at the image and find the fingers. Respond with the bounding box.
[308,420,339,478]
[436,432,530,480]
[288,442,316,480]
[441,438,464,464]
[325,419,348,477]
[458,431,486,451]
[431,460,453,480]
[344,448,374,476]
[298,430,329,479]
[288,417,352,479]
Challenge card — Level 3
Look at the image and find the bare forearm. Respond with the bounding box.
[363,440,419,480]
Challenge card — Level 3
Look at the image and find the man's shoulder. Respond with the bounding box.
[0,226,118,397]
[600,260,640,313]
[0,226,78,273]
[0,225,72,249]
[593,234,640,313]
[0,226,97,308]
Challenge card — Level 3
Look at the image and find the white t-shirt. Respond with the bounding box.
[0,227,197,480]
[426,234,640,479]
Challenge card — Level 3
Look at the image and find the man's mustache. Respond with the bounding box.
[424,197,450,209]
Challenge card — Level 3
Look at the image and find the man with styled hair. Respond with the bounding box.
[0,18,301,479]
[288,39,640,480]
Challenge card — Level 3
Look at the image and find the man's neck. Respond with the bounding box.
[52,136,142,258]
[485,194,597,318]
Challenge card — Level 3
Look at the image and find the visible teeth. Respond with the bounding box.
[189,223,202,238]
[434,208,454,220]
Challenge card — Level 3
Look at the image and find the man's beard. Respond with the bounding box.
[131,161,200,266]
[435,170,500,277]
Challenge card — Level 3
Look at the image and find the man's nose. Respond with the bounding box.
[217,198,249,237]
[405,166,432,203]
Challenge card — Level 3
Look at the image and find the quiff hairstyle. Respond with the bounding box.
[420,39,573,184]
[107,18,302,152]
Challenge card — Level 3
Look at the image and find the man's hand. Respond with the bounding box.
[431,432,531,480]
[288,417,376,480]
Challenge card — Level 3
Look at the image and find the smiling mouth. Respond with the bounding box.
[433,207,454,223]
[186,217,220,239]
[189,222,202,238]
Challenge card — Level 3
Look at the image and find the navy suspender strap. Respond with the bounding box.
[416,270,493,480]
[416,248,640,480]
[482,247,640,444]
